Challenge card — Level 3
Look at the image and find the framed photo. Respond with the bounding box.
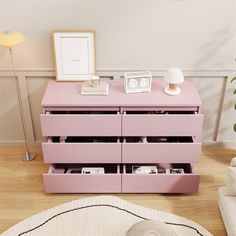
[52,31,96,81]
[124,71,152,94]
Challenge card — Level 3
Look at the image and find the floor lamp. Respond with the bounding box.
[0,31,36,161]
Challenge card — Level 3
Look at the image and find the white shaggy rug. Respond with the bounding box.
[1,196,212,236]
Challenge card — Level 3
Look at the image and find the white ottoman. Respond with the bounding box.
[218,187,236,236]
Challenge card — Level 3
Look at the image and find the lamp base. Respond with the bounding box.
[22,152,36,161]
[164,86,181,96]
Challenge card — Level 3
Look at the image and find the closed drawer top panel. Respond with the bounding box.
[41,80,202,108]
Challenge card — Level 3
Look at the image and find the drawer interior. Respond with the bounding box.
[49,110,119,115]
[124,110,196,115]
[51,136,120,143]
[123,163,193,174]
[49,164,121,174]
[49,136,194,143]
[124,136,194,143]
[48,136,195,143]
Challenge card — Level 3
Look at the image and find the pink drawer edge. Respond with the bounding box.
[40,114,122,136]
[122,174,200,193]
[122,114,203,136]
[122,142,201,163]
[42,143,121,163]
[43,171,121,193]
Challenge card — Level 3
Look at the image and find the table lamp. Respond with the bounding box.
[0,31,36,161]
[164,67,184,96]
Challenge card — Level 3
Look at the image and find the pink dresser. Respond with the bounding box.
[40,80,203,193]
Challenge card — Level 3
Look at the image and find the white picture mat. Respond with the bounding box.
[53,32,95,81]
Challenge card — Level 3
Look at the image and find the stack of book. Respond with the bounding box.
[81,81,109,95]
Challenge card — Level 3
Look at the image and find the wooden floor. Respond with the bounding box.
[0,146,235,235]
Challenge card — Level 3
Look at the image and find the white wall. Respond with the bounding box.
[0,0,236,144]
[0,0,235,70]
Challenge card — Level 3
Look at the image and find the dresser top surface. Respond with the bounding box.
[41,80,202,107]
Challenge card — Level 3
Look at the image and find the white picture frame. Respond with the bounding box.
[52,31,96,81]
[124,71,152,94]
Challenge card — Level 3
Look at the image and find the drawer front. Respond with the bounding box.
[44,166,121,193]
[40,114,121,136]
[42,143,121,163]
[122,114,203,136]
[122,142,201,163]
[122,174,200,193]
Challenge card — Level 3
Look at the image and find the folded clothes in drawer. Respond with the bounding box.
[43,164,121,193]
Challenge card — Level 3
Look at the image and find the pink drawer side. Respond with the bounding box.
[42,143,121,163]
[43,174,121,193]
[122,114,203,136]
[40,114,121,136]
[122,174,200,193]
[122,143,201,163]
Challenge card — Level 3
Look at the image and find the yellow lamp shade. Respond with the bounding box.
[0,31,25,48]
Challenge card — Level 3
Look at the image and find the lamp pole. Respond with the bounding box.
[9,47,36,161]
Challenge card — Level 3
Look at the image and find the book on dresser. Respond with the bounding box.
[40,79,203,193]
[81,81,109,95]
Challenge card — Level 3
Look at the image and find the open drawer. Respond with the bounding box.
[122,163,200,193]
[42,137,121,163]
[43,164,121,193]
[122,137,201,163]
[40,110,121,136]
[122,110,203,136]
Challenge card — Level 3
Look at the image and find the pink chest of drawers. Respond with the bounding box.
[40,80,203,193]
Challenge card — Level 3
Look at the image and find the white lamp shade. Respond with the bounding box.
[0,31,25,48]
[164,67,184,84]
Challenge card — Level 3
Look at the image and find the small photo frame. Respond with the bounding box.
[52,31,96,81]
[124,71,152,94]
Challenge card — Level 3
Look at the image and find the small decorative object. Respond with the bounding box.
[166,168,184,174]
[157,168,166,174]
[81,75,109,95]
[52,31,95,81]
[90,75,100,87]
[126,220,177,236]
[124,71,152,94]
[132,165,157,174]
[0,31,36,161]
[164,67,184,96]
[81,167,105,174]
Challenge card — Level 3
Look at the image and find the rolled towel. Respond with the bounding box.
[230,157,236,167]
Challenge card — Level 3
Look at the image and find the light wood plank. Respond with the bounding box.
[0,146,235,235]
